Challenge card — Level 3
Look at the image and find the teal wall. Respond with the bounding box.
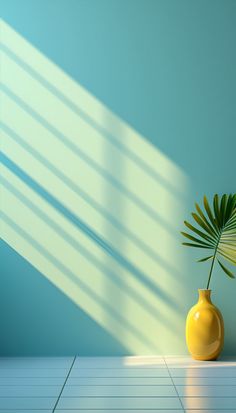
[1,0,235,355]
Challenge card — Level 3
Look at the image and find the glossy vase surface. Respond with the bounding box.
[186,289,224,361]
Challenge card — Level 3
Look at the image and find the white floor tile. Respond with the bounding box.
[0,397,56,409]
[74,356,165,368]
[0,377,65,385]
[56,410,184,413]
[165,356,236,368]
[70,367,169,377]
[177,385,236,397]
[0,411,53,413]
[0,384,61,396]
[168,362,236,369]
[169,367,236,377]
[185,410,236,413]
[62,384,177,397]
[182,397,236,409]
[0,368,69,377]
[0,357,73,369]
[0,356,235,412]
[165,356,202,366]
[173,376,236,386]
[67,376,173,385]
[57,396,182,409]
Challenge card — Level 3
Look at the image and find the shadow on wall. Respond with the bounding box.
[0,20,189,354]
[0,240,128,356]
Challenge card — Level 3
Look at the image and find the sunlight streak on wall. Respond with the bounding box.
[0,19,189,353]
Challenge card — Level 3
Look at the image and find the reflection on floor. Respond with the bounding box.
[0,356,236,412]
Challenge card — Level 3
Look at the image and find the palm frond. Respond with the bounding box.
[181,193,236,287]
[217,259,235,279]
[197,255,213,262]
[184,220,215,244]
[181,231,213,247]
[203,196,219,235]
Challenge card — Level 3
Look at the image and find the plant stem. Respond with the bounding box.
[206,232,221,289]
[206,251,217,290]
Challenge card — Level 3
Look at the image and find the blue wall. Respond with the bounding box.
[1,0,236,355]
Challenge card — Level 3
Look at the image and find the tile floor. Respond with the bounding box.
[0,356,235,412]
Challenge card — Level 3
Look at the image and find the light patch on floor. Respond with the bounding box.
[0,356,235,412]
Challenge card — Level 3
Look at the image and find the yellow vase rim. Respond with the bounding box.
[198,288,212,291]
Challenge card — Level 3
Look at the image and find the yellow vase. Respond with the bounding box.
[186,289,224,360]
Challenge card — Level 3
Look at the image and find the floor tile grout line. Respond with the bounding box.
[4,395,235,398]
[0,367,72,369]
[52,355,76,413]
[0,381,166,384]
[164,356,186,413]
[2,395,236,398]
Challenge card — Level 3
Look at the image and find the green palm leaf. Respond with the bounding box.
[184,220,215,244]
[217,249,236,266]
[225,194,236,222]
[182,242,212,249]
[181,231,213,247]
[197,255,213,262]
[181,194,236,289]
[220,194,227,225]
[217,259,235,279]
[202,196,219,235]
[192,212,216,237]
[213,194,221,228]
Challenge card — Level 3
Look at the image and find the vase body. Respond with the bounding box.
[186,289,224,361]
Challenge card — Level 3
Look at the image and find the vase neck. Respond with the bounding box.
[198,289,212,304]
